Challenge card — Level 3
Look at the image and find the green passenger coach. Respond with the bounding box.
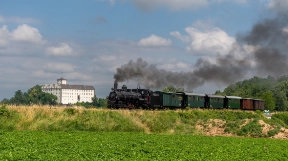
[185,93,206,108]
[225,96,241,109]
[207,95,225,109]
[162,92,184,108]
[151,91,184,108]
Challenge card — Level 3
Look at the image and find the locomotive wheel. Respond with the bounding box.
[127,104,136,109]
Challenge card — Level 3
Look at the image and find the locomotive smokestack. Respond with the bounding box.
[114,81,118,90]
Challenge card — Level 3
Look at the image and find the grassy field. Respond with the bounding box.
[1,105,288,138]
[0,131,288,160]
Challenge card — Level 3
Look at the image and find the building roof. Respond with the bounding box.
[61,84,95,90]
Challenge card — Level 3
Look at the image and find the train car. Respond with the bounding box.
[241,98,254,110]
[150,91,184,109]
[107,83,264,110]
[184,93,206,108]
[207,95,225,109]
[225,96,242,109]
[253,99,264,110]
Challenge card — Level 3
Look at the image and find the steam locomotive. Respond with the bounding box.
[107,82,153,109]
[107,83,264,110]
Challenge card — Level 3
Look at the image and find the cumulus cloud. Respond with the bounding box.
[171,27,235,56]
[138,34,172,47]
[0,24,45,47]
[10,24,44,44]
[46,43,75,56]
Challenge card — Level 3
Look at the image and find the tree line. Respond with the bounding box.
[163,76,288,111]
[215,76,288,111]
[1,85,57,105]
[1,85,106,107]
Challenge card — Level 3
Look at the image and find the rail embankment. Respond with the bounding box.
[1,105,288,139]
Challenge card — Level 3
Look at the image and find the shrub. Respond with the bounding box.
[64,108,78,116]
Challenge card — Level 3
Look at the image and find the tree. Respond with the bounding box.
[92,97,107,107]
[261,91,275,111]
[27,85,43,104]
[274,91,288,111]
[273,81,288,111]
[163,85,184,93]
[1,85,57,106]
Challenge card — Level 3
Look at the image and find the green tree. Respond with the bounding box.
[274,91,288,111]
[1,85,57,106]
[261,91,275,111]
[273,81,288,111]
[27,85,43,104]
[92,97,107,107]
[163,86,184,93]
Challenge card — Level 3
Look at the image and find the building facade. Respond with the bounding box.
[42,78,95,104]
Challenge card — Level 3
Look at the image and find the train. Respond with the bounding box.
[107,83,264,110]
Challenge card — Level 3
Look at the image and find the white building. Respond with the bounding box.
[42,78,95,104]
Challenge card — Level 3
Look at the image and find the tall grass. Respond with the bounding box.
[0,104,285,137]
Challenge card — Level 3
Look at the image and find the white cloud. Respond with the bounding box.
[138,34,172,47]
[131,0,208,11]
[0,26,10,46]
[172,26,235,56]
[46,43,75,56]
[0,24,45,47]
[11,24,44,44]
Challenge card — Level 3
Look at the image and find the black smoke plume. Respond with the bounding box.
[114,5,288,89]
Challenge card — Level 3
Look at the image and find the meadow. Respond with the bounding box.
[1,131,288,161]
[1,105,288,138]
[1,105,288,160]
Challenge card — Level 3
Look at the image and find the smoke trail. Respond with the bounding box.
[114,3,288,89]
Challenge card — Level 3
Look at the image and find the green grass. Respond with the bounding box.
[0,105,287,137]
[0,131,287,160]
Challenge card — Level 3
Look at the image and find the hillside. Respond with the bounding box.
[1,105,288,139]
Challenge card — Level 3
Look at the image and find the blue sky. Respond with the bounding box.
[0,0,284,99]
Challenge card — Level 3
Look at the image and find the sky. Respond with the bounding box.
[0,0,286,99]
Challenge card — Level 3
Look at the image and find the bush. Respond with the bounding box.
[0,105,10,118]
[64,108,78,116]
[237,119,262,137]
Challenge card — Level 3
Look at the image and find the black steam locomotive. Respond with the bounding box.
[107,83,264,110]
[107,82,153,109]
